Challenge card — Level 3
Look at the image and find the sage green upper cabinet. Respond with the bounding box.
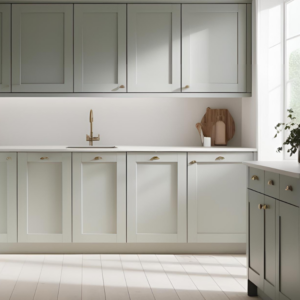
[182,4,248,93]
[0,5,10,93]
[74,4,126,92]
[128,4,180,92]
[12,4,73,92]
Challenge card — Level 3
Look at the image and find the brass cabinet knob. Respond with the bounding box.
[262,205,269,210]
[150,156,160,161]
[94,156,102,160]
[285,185,293,191]
[252,175,259,181]
[40,157,48,160]
[258,204,263,210]
[190,160,197,164]
[183,85,189,89]
[268,180,274,186]
[215,156,225,161]
[120,85,125,88]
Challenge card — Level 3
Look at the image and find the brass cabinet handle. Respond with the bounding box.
[215,156,225,161]
[40,157,48,160]
[6,157,11,160]
[120,85,125,88]
[183,85,189,89]
[94,156,102,160]
[190,160,197,164]
[285,185,293,191]
[252,175,259,181]
[262,205,269,210]
[268,180,274,186]
[150,156,160,161]
[258,204,263,210]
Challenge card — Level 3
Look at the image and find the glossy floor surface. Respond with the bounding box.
[0,254,260,300]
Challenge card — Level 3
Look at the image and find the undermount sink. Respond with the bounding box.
[67,146,117,148]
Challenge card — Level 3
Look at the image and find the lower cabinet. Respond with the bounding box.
[73,153,126,243]
[127,153,186,243]
[18,153,71,243]
[0,153,17,243]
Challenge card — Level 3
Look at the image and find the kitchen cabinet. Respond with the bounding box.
[74,4,126,92]
[73,153,126,243]
[127,153,186,242]
[127,4,181,92]
[18,153,71,243]
[182,4,248,93]
[0,5,11,92]
[188,152,253,243]
[0,153,17,243]
[12,4,73,92]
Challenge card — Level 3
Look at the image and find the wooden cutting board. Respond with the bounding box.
[196,107,235,146]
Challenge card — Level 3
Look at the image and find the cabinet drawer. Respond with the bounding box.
[188,152,254,163]
[264,171,279,199]
[280,175,300,207]
[249,167,264,194]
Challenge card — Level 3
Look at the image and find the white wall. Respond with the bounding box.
[0,97,244,147]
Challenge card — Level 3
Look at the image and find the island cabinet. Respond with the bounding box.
[247,167,300,300]
[0,153,17,243]
[188,152,254,243]
[127,153,186,242]
[18,153,71,243]
[72,153,126,243]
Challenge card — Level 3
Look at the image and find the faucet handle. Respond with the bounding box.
[93,134,100,141]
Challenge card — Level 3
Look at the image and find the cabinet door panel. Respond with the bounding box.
[127,153,186,243]
[12,4,73,92]
[0,5,10,92]
[278,202,299,300]
[182,4,247,93]
[73,153,126,243]
[128,4,180,92]
[74,4,126,92]
[0,153,17,243]
[18,153,71,243]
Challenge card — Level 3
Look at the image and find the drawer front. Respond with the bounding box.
[188,152,254,163]
[249,167,264,194]
[264,171,279,199]
[280,175,300,207]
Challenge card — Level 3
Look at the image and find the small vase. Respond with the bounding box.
[298,146,300,163]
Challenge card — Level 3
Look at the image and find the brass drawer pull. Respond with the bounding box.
[6,157,11,160]
[150,156,160,161]
[268,180,274,186]
[258,204,263,210]
[94,156,102,160]
[120,85,125,88]
[190,160,197,164]
[40,157,49,160]
[285,185,293,191]
[262,205,269,210]
[183,85,190,89]
[252,175,259,181]
[215,156,225,161]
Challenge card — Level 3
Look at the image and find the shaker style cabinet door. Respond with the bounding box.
[74,4,126,92]
[188,153,253,244]
[12,4,73,92]
[0,153,17,243]
[73,153,126,243]
[182,4,247,93]
[0,5,11,92]
[127,153,186,242]
[128,5,181,92]
[18,153,71,243]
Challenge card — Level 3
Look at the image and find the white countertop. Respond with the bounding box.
[243,161,300,178]
[0,146,257,153]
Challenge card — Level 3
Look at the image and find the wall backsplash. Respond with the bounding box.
[0,97,242,147]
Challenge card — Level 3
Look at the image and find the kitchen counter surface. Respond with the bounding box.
[243,161,300,178]
[0,146,257,153]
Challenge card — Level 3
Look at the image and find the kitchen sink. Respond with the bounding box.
[67,146,117,148]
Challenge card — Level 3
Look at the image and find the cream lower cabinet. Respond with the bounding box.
[73,153,126,243]
[18,153,71,243]
[188,152,254,243]
[127,153,186,243]
[0,153,17,243]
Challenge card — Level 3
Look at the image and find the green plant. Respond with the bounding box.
[274,109,300,156]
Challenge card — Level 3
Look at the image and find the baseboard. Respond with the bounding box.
[258,288,273,300]
[0,243,246,254]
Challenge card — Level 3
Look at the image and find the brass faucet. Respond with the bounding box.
[86,109,100,146]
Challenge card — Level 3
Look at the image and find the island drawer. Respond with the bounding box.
[280,175,300,207]
[249,167,264,194]
[264,171,279,199]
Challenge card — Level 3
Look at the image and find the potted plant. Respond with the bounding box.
[275,108,300,162]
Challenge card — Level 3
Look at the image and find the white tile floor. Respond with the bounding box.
[0,254,261,300]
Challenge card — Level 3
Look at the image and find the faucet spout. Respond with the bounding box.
[86,109,100,146]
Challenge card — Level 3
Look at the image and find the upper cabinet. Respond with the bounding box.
[0,5,11,92]
[182,4,249,93]
[74,4,126,92]
[12,4,73,92]
[127,4,181,92]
